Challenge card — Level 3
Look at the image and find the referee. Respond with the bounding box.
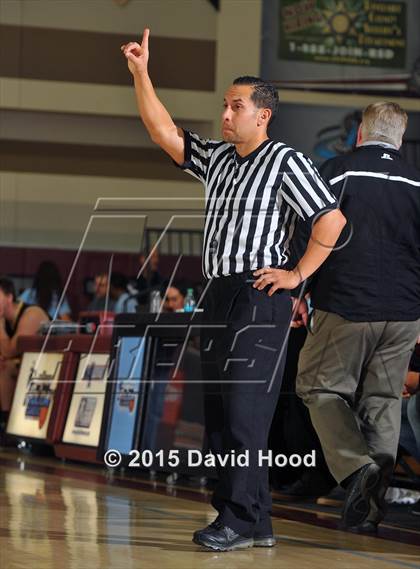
[122,29,346,551]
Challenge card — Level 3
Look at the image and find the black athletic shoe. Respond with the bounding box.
[254,518,276,547]
[342,464,382,528]
[192,524,253,551]
[253,534,276,547]
[193,519,223,542]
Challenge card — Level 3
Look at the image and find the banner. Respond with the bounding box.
[279,0,406,68]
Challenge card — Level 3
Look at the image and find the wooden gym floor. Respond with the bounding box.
[0,448,419,569]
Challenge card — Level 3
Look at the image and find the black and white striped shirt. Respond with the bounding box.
[178,130,337,279]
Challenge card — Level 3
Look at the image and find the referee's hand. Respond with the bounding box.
[253,267,300,295]
[121,28,150,76]
[291,298,308,328]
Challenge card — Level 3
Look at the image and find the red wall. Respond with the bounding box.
[0,246,203,319]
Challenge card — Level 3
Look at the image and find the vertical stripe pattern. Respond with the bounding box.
[179,131,337,278]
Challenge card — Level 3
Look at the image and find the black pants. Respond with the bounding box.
[200,272,291,536]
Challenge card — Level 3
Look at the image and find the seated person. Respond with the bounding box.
[110,272,137,314]
[0,277,49,424]
[87,272,115,312]
[162,280,187,312]
[20,260,72,321]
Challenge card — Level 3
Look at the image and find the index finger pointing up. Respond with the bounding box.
[141,28,150,49]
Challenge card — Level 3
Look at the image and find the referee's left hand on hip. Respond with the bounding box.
[253,267,300,295]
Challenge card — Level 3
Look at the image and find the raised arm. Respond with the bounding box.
[121,28,185,164]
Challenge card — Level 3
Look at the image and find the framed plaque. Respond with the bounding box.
[62,353,110,447]
[100,334,149,459]
[7,352,63,439]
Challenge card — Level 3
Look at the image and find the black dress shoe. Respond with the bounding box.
[342,463,382,528]
[192,524,254,551]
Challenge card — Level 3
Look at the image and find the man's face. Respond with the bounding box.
[164,287,185,312]
[221,84,264,144]
[0,290,12,318]
[94,275,108,298]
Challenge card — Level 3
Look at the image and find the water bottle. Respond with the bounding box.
[149,290,162,313]
[184,288,196,313]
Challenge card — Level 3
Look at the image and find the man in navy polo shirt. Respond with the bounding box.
[296,102,420,532]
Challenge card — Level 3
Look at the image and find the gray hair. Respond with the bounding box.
[361,102,407,147]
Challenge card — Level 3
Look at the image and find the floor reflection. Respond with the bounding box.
[1,454,420,569]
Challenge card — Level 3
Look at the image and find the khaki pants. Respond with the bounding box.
[296,310,420,484]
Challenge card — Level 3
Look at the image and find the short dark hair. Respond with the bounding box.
[0,277,16,301]
[162,279,188,298]
[233,76,279,126]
